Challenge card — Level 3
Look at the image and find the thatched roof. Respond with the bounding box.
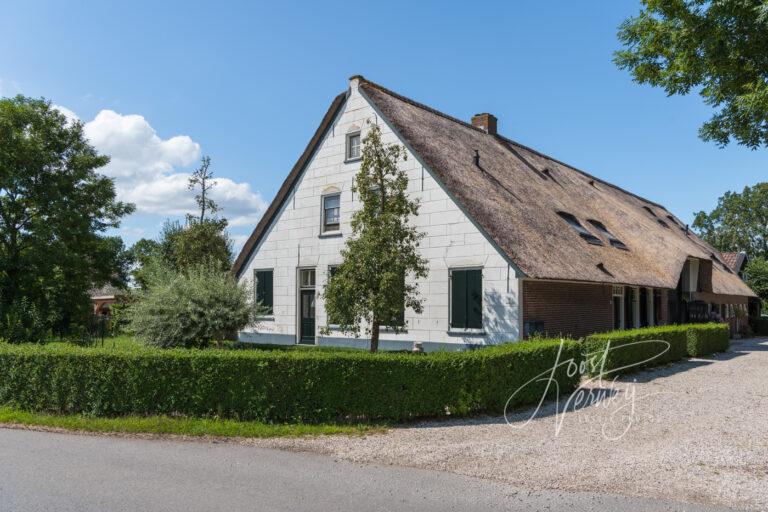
[233,77,755,298]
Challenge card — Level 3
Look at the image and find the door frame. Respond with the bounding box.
[296,267,316,345]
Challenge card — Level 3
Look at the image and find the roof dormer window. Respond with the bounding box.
[557,212,603,245]
[588,219,629,250]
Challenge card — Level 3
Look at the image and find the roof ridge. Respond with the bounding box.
[358,76,668,211]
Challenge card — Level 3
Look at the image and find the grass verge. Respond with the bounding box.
[0,407,381,438]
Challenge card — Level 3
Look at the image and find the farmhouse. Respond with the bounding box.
[232,76,756,350]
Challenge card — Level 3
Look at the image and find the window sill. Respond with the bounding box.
[319,231,342,239]
[344,157,362,164]
[447,328,486,336]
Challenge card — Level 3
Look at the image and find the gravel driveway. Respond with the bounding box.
[254,337,768,511]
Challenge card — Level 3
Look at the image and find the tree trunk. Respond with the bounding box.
[370,319,380,353]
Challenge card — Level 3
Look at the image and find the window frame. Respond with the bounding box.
[253,268,274,318]
[345,131,362,162]
[557,212,603,246]
[448,267,484,332]
[587,219,629,250]
[320,192,341,234]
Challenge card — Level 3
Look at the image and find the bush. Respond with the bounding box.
[0,338,582,423]
[751,316,768,335]
[127,262,258,348]
[685,323,729,357]
[0,298,47,344]
[585,325,690,377]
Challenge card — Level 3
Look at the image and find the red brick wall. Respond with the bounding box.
[522,280,613,339]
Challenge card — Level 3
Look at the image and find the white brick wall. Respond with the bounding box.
[237,80,521,350]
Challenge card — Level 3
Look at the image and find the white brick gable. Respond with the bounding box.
[237,79,522,350]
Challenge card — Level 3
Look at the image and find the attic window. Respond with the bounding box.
[346,132,361,161]
[642,206,658,218]
[588,220,629,250]
[657,218,670,229]
[557,212,603,245]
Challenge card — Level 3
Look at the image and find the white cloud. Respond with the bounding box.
[53,105,79,125]
[54,106,266,228]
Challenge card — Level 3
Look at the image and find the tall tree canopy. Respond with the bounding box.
[0,96,134,338]
[323,123,428,352]
[692,182,768,260]
[615,0,768,149]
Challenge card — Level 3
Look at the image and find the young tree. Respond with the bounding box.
[322,123,428,352]
[615,0,768,149]
[0,96,134,337]
[692,183,768,260]
[187,155,220,223]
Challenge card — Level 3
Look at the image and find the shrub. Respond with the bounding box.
[0,338,582,423]
[127,262,258,348]
[685,323,729,357]
[585,325,690,377]
[752,316,768,335]
[0,298,47,344]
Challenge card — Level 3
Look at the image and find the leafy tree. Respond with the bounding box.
[128,260,258,348]
[0,96,134,339]
[692,183,768,260]
[615,0,768,149]
[187,155,220,223]
[744,257,768,308]
[130,219,232,286]
[322,123,428,352]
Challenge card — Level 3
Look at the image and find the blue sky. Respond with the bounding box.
[2,1,765,251]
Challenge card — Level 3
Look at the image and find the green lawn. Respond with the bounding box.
[0,406,382,438]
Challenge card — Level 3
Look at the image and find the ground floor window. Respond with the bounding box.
[449,268,482,329]
[612,285,624,330]
[254,269,273,315]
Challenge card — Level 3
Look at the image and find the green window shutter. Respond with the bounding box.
[451,270,467,328]
[451,269,482,329]
[466,269,482,329]
[255,270,273,315]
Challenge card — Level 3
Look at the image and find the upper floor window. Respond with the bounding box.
[588,219,628,250]
[322,194,340,232]
[346,132,361,161]
[557,212,603,245]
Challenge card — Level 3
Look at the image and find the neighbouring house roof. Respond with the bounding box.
[721,252,748,274]
[89,284,121,300]
[232,77,756,298]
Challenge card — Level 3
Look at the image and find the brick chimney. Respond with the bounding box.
[471,113,497,135]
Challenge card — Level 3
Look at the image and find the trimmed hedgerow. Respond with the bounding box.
[0,339,582,423]
[685,323,730,357]
[585,323,731,377]
[585,325,690,377]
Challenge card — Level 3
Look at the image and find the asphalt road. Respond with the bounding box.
[0,428,737,512]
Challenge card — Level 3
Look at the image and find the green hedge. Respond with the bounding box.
[0,339,582,423]
[685,323,730,357]
[585,323,730,377]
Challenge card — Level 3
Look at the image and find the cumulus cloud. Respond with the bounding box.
[54,106,266,228]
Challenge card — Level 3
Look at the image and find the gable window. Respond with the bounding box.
[322,194,340,232]
[346,132,361,161]
[450,268,482,330]
[254,269,273,316]
[588,220,628,250]
[557,212,603,245]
